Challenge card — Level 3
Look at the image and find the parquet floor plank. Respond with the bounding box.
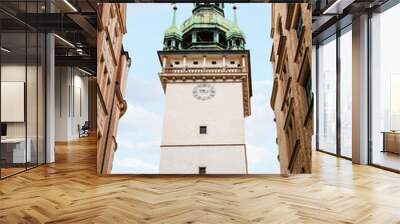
[0,136,399,223]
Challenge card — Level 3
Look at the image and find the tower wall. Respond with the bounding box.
[161,82,245,145]
[160,81,247,174]
[160,145,247,174]
[159,4,250,174]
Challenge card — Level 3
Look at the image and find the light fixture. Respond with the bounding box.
[63,0,78,12]
[78,67,94,76]
[54,34,75,48]
[1,47,11,53]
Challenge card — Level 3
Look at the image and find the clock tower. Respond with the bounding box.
[158,3,252,174]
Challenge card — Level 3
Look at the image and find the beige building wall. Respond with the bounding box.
[97,3,131,174]
[270,3,313,174]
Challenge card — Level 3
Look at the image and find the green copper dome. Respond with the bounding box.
[163,5,182,50]
[181,5,231,34]
[164,25,182,40]
[164,5,182,40]
[163,3,246,51]
[226,24,245,40]
[226,5,245,41]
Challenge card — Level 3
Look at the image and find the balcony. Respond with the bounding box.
[161,67,245,74]
[159,65,251,117]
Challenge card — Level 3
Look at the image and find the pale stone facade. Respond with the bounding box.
[158,52,251,174]
[270,3,313,174]
[158,3,251,174]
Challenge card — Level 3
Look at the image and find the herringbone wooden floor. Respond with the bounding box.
[1,136,400,224]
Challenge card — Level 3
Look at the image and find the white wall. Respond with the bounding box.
[1,65,37,138]
[160,81,247,174]
[160,145,247,174]
[161,82,245,145]
[54,67,89,141]
[55,67,69,141]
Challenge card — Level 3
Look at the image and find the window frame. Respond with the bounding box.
[199,126,207,134]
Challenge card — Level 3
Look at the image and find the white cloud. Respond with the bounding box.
[246,79,276,145]
[124,74,164,109]
[245,79,280,173]
[247,144,270,164]
[246,144,279,173]
[112,157,158,174]
[118,103,163,137]
[118,139,160,152]
[112,104,163,173]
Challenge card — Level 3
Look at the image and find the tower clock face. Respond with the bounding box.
[192,84,216,100]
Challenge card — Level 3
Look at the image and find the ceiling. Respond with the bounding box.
[312,0,391,44]
[0,0,96,74]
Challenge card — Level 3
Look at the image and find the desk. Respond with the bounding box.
[382,131,400,154]
[1,138,31,163]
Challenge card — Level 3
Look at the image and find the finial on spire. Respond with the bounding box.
[233,4,238,24]
[172,3,177,26]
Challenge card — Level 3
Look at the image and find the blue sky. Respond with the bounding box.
[112,3,279,174]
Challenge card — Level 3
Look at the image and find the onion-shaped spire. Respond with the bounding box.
[227,4,245,50]
[163,4,182,50]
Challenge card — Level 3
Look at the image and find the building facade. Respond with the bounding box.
[97,3,131,174]
[158,3,251,174]
[270,3,313,174]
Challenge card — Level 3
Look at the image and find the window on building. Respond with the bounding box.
[197,31,214,42]
[183,34,192,48]
[211,61,217,65]
[305,73,312,108]
[230,61,235,65]
[219,33,227,46]
[282,62,287,77]
[277,15,283,36]
[199,167,206,174]
[174,61,180,65]
[285,111,297,159]
[295,12,303,40]
[193,61,198,65]
[235,39,241,47]
[200,126,207,134]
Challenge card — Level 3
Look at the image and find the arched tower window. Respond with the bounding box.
[197,31,214,42]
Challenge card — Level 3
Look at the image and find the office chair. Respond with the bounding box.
[79,121,90,138]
